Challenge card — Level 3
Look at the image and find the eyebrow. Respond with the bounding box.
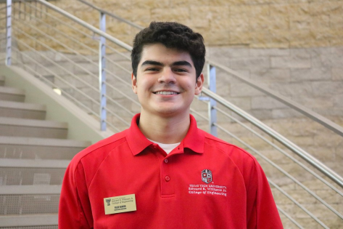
[141,60,193,67]
[173,61,192,67]
[141,60,164,67]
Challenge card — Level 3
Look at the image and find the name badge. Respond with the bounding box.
[104,194,137,215]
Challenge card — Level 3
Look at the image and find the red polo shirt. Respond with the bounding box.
[59,114,283,228]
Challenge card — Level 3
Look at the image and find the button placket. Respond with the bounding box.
[160,157,174,196]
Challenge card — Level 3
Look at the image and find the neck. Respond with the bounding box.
[138,112,190,144]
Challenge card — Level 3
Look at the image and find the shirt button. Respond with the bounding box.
[165,176,171,182]
[164,158,169,164]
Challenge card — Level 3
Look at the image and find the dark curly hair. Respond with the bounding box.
[131,22,206,79]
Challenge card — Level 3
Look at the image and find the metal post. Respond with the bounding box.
[6,0,12,66]
[207,64,217,136]
[99,12,107,131]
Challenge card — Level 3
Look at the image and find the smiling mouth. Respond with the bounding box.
[153,91,180,95]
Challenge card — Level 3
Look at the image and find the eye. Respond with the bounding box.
[145,67,160,72]
[174,68,187,73]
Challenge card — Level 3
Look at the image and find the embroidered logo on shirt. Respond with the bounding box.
[201,169,213,184]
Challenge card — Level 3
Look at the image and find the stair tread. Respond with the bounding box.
[0,185,61,195]
[0,214,57,227]
[0,100,46,111]
[0,136,90,147]
[0,86,25,95]
[0,117,68,128]
[0,158,70,168]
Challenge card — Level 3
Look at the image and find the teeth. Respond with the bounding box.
[155,91,178,95]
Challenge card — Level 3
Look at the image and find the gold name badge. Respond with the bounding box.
[104,194,137,215]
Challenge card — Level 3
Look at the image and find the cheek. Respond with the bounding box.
[186,81,198,92]
[179,78,194,88]
[136,79,152,93]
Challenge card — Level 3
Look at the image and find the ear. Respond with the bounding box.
[131,73,138,94]
[195,73,204,95]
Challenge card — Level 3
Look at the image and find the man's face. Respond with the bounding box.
[132,43,204,118]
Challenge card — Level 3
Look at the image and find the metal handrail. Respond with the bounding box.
[206,60,343,137]
[106,45,131,60]
[276,207,303,229]
[213,105,343,197]
[214,121,343,220]
[13,14,138,115]
[36,0,132,52]
[202,88,343,188]
[13,28,134,126]
[15,2,140,108]
[13,37,101,106]
[12,44,128,133]
[13,48,100,117]
[20,2,98,51]
[268,179,327,229]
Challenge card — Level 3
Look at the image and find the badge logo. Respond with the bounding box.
[105,198,111,206]
[201,169,213,184]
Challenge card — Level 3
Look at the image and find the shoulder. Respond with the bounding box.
[200,129,261,180]
[67,129,129,176]
[202,130,257,162]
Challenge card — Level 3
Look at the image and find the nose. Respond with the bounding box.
[158,67,176,84]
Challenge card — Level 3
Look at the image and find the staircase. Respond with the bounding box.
[0,74,91,228]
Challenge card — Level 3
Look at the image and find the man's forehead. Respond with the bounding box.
[140,43,194,65]
[141,44,189,57]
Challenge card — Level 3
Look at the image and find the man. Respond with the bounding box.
[59,22,283,228]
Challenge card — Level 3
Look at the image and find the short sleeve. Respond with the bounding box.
[58,161,93,228]
[246,160,283,229]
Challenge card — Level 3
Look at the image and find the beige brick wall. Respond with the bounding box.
[51,0,343,48]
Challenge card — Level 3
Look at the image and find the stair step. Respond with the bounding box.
[0,117,68,139]
[0,185,60,215]
[0,214,57,227]
[0,86,25,102]
[0,159,69,185]
[0,167,66,186]
[0,100,46,120]
[0,136,90,160]
[0,75,4,86]
[0,158,69,169]
[0,185,61,195]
